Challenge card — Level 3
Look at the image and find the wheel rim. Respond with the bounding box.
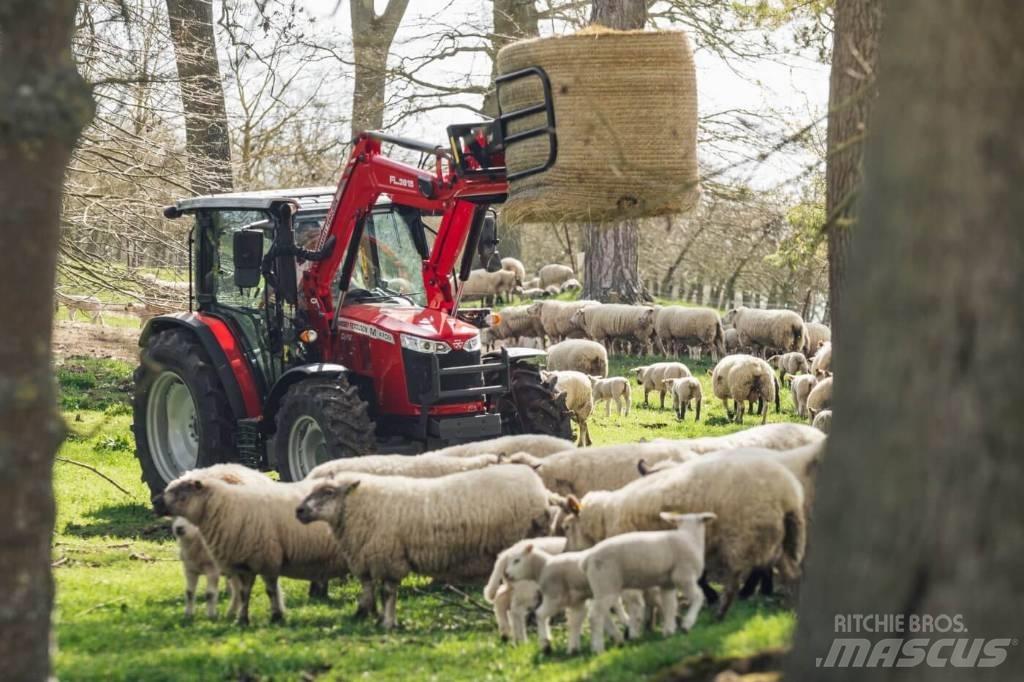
[146,371,200,483]
[288,415,328,478]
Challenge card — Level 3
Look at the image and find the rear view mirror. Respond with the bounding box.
[233,229,264,289]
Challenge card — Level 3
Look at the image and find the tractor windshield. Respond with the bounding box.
[349,207,429,304]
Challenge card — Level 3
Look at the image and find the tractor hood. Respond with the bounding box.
[339,303,481,345]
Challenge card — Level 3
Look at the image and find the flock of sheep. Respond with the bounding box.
[155,422,828,655]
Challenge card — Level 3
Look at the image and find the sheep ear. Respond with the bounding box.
[523,543,534,554]
[340,480,361,496]
[566,495,582,515]
[697,512,717,524]
[658,511,682,523]
[637,459,650,476]
[192,480,203,490]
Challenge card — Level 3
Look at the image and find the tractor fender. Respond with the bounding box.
[140,313,258,422]
[262,363,351,434]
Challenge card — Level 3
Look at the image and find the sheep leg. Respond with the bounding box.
[184,568,199,618]
[609,599,629,645]
[678,578,703,633]
[510,592,532,644]
[659,587,680,637]
[565,604,586,654]
[535,597,560,653]
[659,389,667,410]
[264,575,286,624]
[605,399,612,417]
[235,573,256,626]
[493,586,512,641]
[643,388,651,407]
[623,395,631,416]
[622,591,645,639]
[204,570,220,619]
[380,580,399,630]
[721,398,733,420]
[225,576,242,619]
[355,578,378,618]
[308,580,330,601]
[739,570,763,600]
[589,594,617,654]
[698,573,719,605]
[715,573,743,621]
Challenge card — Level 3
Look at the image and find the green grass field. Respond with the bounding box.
[53,355,799,681]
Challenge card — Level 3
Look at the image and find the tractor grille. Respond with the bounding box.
[403,348,483,405]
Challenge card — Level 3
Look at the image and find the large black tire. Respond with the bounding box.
[132,329,235,496]
[270,377,376,481]
[490,361,573,440]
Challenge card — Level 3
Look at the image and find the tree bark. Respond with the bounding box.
[787,2,1024,680]
[825,0,882,349]
[0,1,94,679]
[582,0,648,304]
[350,0,410,137]
[165,0,234,195]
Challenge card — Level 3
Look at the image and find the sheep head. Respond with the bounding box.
[296,478,361,527]
[159,476,213,523]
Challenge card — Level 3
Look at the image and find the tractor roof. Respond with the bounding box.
[173,187,338,212]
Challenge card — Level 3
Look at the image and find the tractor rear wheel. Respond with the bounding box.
[490,360,573,440]
[270,377,375,481]
[132,329,235,495]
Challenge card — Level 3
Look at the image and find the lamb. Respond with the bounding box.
[462,268,517,305]
[811,341,833,377]
[584,512,715,653]
[155,471,348,625]
[545,338,608,377]
[484,536,568,643]
[812,409,832,434]
[806,376,833,419]
[722,307,805,356]
[542,370,595,446]
[571,304,657,355]
[803,322,831,357]
[520,287,551,300]
[538,263,575,288]
[787,373,818,418]
[55,292,107,325]
[654,306,726,361]
[171,517,237,619]
[427,433,575,459]
[560,278,582,293]
[767,352,810,382]
[559,453,806,619]
[724,327,741,353]
[501,257,526,287]
[527,300,598,344]
[710,354,779,424]
[307,453,498,480]
[662,376,703,421]
[295,465,556,629]
[631,361,692,408]
[591,376,632,417]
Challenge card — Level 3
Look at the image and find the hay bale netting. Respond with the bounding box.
[497,28,699,224]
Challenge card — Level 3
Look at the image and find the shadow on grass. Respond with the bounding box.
[63,502,169,540]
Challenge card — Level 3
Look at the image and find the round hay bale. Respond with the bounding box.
[497,28,699,224]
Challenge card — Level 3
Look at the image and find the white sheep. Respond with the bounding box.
[724,327,741,353]
[591,376,632,417]
[526,299,598,344]
[811,341,833,377]
[722,307,805,356]
[630,361,692,409]
[295,465,557,629]
[710,354,779,424]
[654,306,726,361]
[658,422,825,454]
[584,512,715,653]
[787,373,818,418]
[501,257,526,287]
[767,351,810,381]
[538,263,575,288]
[524,276,540,289]
[462,268,517,305]
[560,278,582,293]
[484,536,568,643]
[662,376,703,421]
[559,453,806,620]
[485,304,545,347]
[520,287,551,300]
[542,370,595,446]
[806,376,833,419]
[571,304,657,355]
[428,433,575,459]
[812,409,832,434]
[171,517,237,619]
[803,322,831,357]
[157,471,348,625]
[307,453,498,480]
[545,338,608,377]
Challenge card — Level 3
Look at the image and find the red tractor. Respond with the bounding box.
[133,69,569,493]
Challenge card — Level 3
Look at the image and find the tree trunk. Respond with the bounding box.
[350,0,410,136]
[825,0,882,350]
[787,2,1024,680]
[0,2,94,679]
[165,0,234,195]
[582,0,648,304]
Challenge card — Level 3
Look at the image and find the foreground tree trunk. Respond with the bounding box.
[165,0,234,195]
[825,0,882,348]
[582,0,648,303]
[0,1,94,678]
[787,2,1024,680]
[350,0,410,137]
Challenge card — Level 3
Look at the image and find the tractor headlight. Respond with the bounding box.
[463,334,481,352]
[400,334,451,354]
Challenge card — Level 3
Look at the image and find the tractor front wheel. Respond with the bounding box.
[270,377,375,481]
[491,360,573,440]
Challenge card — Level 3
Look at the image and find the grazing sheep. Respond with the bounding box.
[543,370,595,446]
[156,472,348,625]
[524,276,540,288]
[428,434,575,459]
[663,376,703,421]
[508,441,695,498]
[484,536,568,643]
[722,307,805,356]
[710,354,779,424]
[787,373,818,418]
[560,278,582,294]
[560,453,806,620]
[482,304,545,348]
[811,341,833,377]
[585,512,714,652]
[591,376,632,417]
[538,263,575,288]
[55,292,107,325]
[172,517,236,619]
[812,409,832,434]
[723,327,741,353]
[657,422,825,454]
[307,453,498,480]
[571,304,657,355]
[295,466,556,629]
[527,300,598,344]
[462,268,517,305]
[501,257,527,287]
[546,338,609,377]
[803,322,831,357]
[545,284,561,296]
[767,352,810,382]
[806,376,833,419]
[520,287,551,300]
[654,306,726,361]
[630,362,692,408]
